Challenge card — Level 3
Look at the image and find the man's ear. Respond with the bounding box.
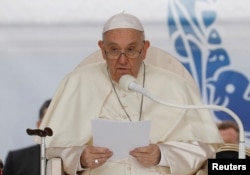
[98,40,107,60]
[142,40,150,60]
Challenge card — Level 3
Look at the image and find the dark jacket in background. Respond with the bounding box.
[3,145,40,175]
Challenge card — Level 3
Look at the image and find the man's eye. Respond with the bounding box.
[110,48,119,52]
[127,49,136,53]
[127,47,136,51]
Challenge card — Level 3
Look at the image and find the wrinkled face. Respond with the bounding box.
[98,28,150,83]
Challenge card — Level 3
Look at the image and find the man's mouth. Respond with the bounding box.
[117,67,129,72]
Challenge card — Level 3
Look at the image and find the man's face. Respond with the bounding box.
[219,128,239,144]
[99,28,149,83]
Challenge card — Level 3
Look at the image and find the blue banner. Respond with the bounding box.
[167,0,250,146]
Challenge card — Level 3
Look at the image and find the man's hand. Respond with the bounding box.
[80,146,113,168]
[129,144,161,167]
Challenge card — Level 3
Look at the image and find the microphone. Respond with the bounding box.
[119,74,148,95]
[119,74,246,159]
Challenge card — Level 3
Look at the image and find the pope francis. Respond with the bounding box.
[36,12,223,175]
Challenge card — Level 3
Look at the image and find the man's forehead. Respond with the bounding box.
[104,41,141,47]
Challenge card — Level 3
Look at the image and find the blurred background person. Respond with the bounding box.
[0,159,3,175]
[215,120,250,159]
[3,99,51,175]
[217,120,239,144]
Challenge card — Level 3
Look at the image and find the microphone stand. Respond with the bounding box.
[26,127,53,175]
[119,75,246,159]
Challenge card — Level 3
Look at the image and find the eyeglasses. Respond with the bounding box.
[105,49,142,60]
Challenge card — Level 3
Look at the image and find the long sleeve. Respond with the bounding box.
[158,141,215,175]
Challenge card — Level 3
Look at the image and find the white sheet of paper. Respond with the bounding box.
[92,119,150,160]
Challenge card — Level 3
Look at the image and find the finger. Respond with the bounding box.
[81,146,113,168]
[131,144,156,153]
[88,146,111,154]
[134,156,154,167]
[91,156,112,168]
[91,151,113,161]
[130,147,153,157]
[88,151,113,168]
[131,146,149,153]
[130,145,160,167]
[93,157,106,166]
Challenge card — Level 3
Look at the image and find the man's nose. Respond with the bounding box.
[118,53,129,64]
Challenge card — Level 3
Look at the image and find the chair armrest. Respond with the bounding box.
[46,158,65,175]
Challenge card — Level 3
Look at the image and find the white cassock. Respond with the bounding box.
[36,62,223,175]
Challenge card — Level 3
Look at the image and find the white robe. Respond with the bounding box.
[36,62,222,175]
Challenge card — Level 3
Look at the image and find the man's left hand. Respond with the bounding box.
[129,144,161,167]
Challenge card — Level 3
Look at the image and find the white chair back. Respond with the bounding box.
[75,46,199,95]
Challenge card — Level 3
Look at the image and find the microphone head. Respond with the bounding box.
[119,74,137,92]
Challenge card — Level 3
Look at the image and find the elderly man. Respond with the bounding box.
[37,13,222,175]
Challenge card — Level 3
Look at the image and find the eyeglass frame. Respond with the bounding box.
[104,47,144,60]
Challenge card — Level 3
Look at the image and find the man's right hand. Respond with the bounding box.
[80,146,113,168]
